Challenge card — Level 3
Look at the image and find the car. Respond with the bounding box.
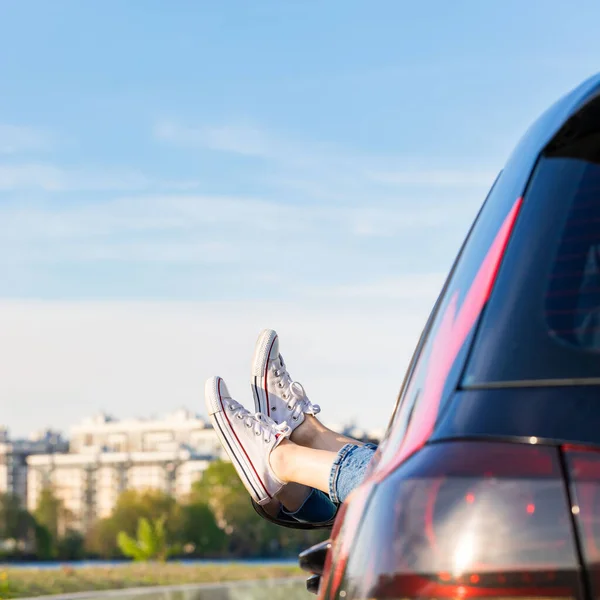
[293,72,600,598]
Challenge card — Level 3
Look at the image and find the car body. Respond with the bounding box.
[301,73,600,599]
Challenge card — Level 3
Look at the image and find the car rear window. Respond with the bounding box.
[464,132,600,385]
[547,162,600,350]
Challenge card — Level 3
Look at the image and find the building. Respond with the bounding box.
[16,411,383,534]
[27,409,223,531]
[68,409,221,456]
[0,427,68,505]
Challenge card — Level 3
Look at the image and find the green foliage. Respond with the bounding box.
[110,490,177,531]
[0,563,303,599]
[86,490,180,558]
[0,493,35,550]
[1,459,327,561]
[117,516,180,562]
[33,523,54,560]
[0,491,86,560]
[175,501,226,556]
[0,570,9,598]
[34,488,74,543]
[192,460,324,557]
[56,529,85,561]
[84,519,117,559]
[87,487,230,559]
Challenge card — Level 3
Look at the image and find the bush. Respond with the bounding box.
[117,516,180,562]
[56,530,85,561]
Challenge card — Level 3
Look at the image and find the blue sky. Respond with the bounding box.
[2,0,600,436]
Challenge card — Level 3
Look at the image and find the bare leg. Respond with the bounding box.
[269,417,366,498]
[268,419,364,511]
[270,439,339,495]
[291,415,364,452]
[261,482,313,516]
[276,482,312,512]
[268,415,359,512]
[260,497,282,517]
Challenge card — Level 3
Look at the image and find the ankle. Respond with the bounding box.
[290,414,320,447]
[269,439,292,483]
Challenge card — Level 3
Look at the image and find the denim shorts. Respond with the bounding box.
[328,443,378,504]
[278,443,378,525]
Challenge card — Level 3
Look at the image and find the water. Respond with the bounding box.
[1,558,299,570]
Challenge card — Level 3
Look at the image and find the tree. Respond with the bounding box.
[56,529,85,560]
[34,523,53,560]
[175,501,227,557]
[109,489,178,536]
[191,460,250,530]
[85,518,118,558]
[34,487,74,543]
[86,489,180,558]
[191,460,323,557]
[86,464,325,559]
[0,493,35,547]
[117,516,180,562]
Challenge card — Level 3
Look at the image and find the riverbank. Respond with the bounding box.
[0,563,303,599]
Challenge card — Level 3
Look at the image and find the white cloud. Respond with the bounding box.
[0,163,204,193]
[367,169,497,187]
[9,240,237,264]
[0,164,64,190]
[0,192,472,270]
[152,120,498,215]
[0,294,436,437]
[155,120,362,174]
[0,127,468,439]
[309,273,447,300]
[0,124,54,154]
[0,163,151,192]
[203,124,273,157]
[155,121,272,157]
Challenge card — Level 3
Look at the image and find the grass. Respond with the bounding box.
[0,563,304,599]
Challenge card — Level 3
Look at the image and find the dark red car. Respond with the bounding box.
[297,73,600,599]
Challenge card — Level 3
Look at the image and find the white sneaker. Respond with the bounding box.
[251,329,320,432]
[204,376,291,506]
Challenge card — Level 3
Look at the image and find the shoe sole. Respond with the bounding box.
[251,329,278,419]
[205,376,272,505]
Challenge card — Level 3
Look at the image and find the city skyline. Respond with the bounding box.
[1,405,382,532]
[2,1,600,435]
[1,407,223,532]
[1,404,383,445]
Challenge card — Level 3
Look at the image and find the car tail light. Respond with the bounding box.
[564,447,600,599]
[330,441,582,600]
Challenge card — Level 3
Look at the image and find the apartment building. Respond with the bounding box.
[27,409,223,531]
[0,427,68,505]
[15,409,383,533]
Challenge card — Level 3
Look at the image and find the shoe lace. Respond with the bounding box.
[228,401,291,443]
[272,355,321,421]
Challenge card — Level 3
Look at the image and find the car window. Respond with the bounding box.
[464,134,600,385]
[374,171,525,471]
[547,160,600,350]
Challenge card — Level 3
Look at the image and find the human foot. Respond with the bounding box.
[251,329,320,431]
[205,376,291,505]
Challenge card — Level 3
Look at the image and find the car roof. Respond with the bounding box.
[510,72,600,165]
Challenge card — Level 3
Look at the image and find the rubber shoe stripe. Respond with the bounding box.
[264,334,278,418]
[213,410,262,502]
[218,378,271,499]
